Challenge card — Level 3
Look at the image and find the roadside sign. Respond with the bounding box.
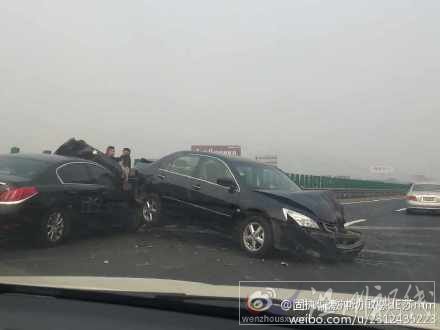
[369,165,394,174]
[191,145,241,157]
[255,155,278,167]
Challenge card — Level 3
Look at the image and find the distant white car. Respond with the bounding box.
[406,183,440,214]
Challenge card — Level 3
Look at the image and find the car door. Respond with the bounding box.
[56,162,102,226]
[85,163,132,227]
[156,154,200,219]
[189,156,240,231]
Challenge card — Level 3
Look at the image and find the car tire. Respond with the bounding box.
[137,193,162,228]
[36,209,71,247]
[238,215,273,257]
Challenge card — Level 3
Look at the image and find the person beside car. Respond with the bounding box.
[119,148,132,190]
[105,146,117,160]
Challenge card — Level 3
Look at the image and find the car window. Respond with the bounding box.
[413,184,440,192]
[195,157,233,184]
[164,155,200,176]
[234,161,301,192]
[86,164,116,188]
[57,163,92,184]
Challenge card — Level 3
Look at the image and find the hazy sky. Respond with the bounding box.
[1,0,439,181]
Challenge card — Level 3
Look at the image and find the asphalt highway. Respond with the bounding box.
[0,197,438,300]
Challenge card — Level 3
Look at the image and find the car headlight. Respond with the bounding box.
[282,208,319,229]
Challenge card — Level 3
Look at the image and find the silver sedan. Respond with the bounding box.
[406,183,440,213]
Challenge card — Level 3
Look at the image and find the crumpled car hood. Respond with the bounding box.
[55,138,123,179]
[254,189,344,224]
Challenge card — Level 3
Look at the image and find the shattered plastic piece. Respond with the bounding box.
[103,260,109,264]
[281,261,288,267]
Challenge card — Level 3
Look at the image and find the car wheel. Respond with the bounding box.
[37,209,71,247]
[239,215,273,257]
[139,193,162,227]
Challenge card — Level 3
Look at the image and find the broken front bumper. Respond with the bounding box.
[310,229,364,257]
[274,222,364,258]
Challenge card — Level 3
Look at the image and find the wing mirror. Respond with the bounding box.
[217,178,238,193]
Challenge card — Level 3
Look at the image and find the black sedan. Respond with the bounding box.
[0,154,142,246]
[136,151,364,259]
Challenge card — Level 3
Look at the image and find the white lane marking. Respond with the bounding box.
[362,249,435,258]
[344,219,367,227]
[341,197,403,205]
[395,208,407,212]
[351,226,440,231]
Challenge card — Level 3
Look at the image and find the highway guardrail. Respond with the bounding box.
[289,173,410,199]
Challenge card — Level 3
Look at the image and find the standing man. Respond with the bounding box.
[120,148,132,169]
[119,148,132,190]
[105,146,116,159]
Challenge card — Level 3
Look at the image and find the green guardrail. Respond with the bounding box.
[289,173,410,193]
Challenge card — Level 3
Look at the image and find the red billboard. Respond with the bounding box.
[191,145,242,157]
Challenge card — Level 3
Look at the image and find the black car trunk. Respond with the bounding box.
[0,175,33,189]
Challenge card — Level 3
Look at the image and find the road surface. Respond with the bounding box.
[0,198,438,299]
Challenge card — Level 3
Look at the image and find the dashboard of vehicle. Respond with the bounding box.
[0,293,252,330]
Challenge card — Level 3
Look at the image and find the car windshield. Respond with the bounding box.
[233,161,301,192]
[413,184,440,192]
[0,157,49,179]
[1,1,438,329]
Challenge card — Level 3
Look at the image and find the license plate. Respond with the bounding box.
[423,197,435,202]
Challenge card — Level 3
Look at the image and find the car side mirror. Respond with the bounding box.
[217,178,238,193]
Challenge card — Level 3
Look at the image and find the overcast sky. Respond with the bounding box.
[1,0,439,181]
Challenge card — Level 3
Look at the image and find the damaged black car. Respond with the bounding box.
[135,151,364,259]
[0,139,144,246]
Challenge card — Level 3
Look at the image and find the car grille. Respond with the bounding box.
[323,223,337,233]
[322,220,345,233]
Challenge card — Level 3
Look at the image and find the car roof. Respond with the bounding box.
[179,150,263,166]
[0,153,91,165]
